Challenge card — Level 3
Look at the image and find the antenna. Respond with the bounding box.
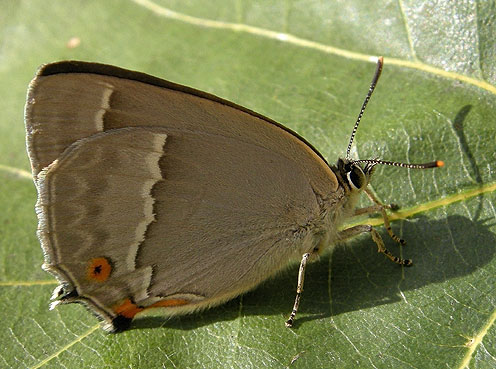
[354,158,444,169]
[345,57,443,171]
[346,56,384,160]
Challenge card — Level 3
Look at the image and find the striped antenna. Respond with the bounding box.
[353,159,444,169]
[345,57,444,171]
[346,56,384,160]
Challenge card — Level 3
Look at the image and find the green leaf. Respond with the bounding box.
[1,0,495,368]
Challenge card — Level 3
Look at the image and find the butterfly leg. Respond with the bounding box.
[364,187,400,210]
[338,224,412,266]
[285,252,310,328]
[354,187,406,246]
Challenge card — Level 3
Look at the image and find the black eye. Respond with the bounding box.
[347,165,365,189]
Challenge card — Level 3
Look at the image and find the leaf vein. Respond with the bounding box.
[29,324,99,369]
[457,308,496,369]
[129,0,496,95]
[397,0,417,60]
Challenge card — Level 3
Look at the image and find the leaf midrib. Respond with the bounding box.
[129,0,496,95]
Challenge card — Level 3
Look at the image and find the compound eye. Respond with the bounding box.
[347,165,366,190]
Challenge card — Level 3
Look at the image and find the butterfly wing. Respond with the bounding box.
[25,62,341,330]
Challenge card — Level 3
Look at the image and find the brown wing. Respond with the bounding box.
[25,62,339,326]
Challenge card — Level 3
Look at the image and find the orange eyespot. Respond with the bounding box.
[87,257,112,282]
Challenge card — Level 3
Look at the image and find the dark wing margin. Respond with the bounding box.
[34,60,329,165]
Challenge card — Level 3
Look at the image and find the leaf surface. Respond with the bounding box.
[0,1,494,368]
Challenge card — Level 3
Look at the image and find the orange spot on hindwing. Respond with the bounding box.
[113,299,143,319]
[112,298,191,320]
[87,257,112,282]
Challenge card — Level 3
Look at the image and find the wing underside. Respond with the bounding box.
[25,65,337,322]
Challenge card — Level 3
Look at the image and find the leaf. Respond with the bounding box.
[1,1,495,368]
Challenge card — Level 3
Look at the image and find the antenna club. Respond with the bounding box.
[436,160,445,167]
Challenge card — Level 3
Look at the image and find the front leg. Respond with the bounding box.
[354,188,406,246]
[338,224,412,266]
